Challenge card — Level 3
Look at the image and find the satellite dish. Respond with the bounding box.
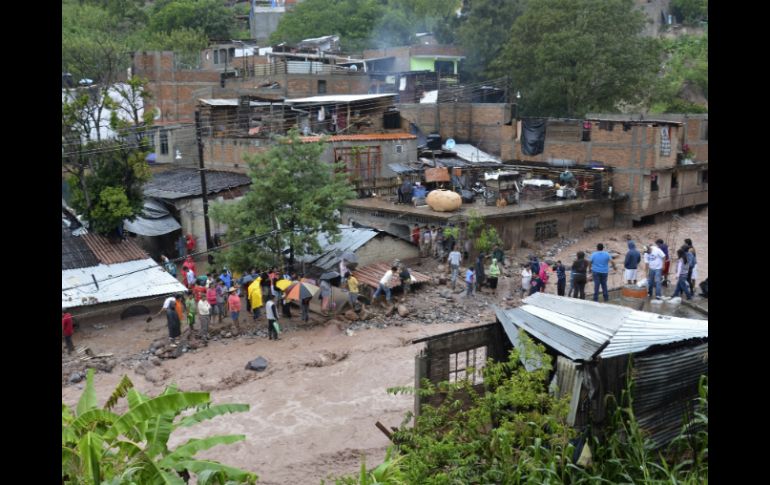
[445,138,456,149]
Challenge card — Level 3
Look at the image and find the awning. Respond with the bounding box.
[124,215,181,236]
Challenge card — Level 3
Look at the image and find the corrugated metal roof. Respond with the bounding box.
[301,133,417,143]
[496,293,708,361]
[62,226,100,270]
[388,162,422,174]
[497,307,603,361]
[62,258,188,309]
[199,99,276,107]
[601,310,709,358]
[449,144,502,164]
[81,234,148,265]
[632,342,708,446]
[353,262,431,290]
[144,168,251,200]
[295,226,380,271]
[285,93,396,104]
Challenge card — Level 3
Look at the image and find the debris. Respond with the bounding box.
[397,305,410,317]
[68,372,84,384]
[344,310,359,321]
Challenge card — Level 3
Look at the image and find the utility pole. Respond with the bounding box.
[195,110,212,251]
[435,70,441,133]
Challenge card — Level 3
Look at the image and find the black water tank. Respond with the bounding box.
[427,133,442,150]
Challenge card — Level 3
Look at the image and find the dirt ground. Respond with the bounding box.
[61,206,707,483]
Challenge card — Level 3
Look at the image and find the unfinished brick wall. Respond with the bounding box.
[397,103,511,156]
[204,138,268,172]
[134,52,221,123]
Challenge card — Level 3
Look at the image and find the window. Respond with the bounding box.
[699,169,708,184]
[701,120,708,140]
[449,346,486,384]
[213,50,219,64]
[160,130,169,155]
[546,120,581,142]
[395,144,403,154]
[317,80,327,94]
[334,146,382,182]
[535,220,558,241]
[671,172,679,189]
[650,174,659,192]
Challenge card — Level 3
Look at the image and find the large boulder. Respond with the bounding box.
[397,305,410,317]
[426,190,462,212]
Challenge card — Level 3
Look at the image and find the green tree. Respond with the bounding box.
[210,129,356,272]
[138,27,210,69]
[495,0,661,117]
[62,369,257,484]
[455,0,527,81]
[150,0,234,40]
[270,0,384,52]
[671,0,708,25]
[62,77,154,236]
[466,210,502,254]
[650,33,708,113]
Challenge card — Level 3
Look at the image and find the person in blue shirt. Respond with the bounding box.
[465,268,475,297]
[588,243,616,302]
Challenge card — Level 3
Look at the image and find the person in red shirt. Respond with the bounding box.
[62,312,75,353]
[185,234,195,253]
[192,283,206,302]
[228,287,242,333]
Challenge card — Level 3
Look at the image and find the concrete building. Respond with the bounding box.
[362,45,465,76]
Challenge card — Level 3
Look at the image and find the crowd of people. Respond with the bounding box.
[517,237,702,303]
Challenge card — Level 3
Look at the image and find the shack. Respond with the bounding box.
[413,293,708,447]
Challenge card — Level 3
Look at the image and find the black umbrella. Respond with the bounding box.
[320,271,341,280]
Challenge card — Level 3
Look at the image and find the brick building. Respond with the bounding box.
[512,114,708,225]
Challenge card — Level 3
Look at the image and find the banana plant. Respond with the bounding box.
[62,369,257,484]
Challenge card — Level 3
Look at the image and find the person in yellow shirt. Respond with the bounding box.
[249,275,263,320]
[346,272,359,308]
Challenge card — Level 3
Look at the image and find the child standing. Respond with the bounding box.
[465,267,476,297]
[520,265,532,296]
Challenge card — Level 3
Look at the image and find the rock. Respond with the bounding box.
[68,372,84,384]
[245,356,268,372]
[344,310,359,321]
[150,356,162,366]
[438,277,447,285]
[385,304,397,317]
[437,264,446,273]
[345,329,355,337]
[224,332,232,338]
[135,362,153,376]
[397,304,410,317]
[439,289,452,299]
[144,367,169,384]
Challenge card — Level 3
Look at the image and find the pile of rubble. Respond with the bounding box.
[62,346,117,385]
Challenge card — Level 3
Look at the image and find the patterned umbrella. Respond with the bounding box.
[284,281,320,301]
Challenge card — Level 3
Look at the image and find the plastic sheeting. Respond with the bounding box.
[521,118,546,155]
[123,199,181,236]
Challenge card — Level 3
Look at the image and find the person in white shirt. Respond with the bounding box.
[265,294,280,340]
[372,266,397,304]
[447,246,462,289]
[646,242,666,299]
[521,265,532,296]
[197,298,211,340]
[154,294,182,339]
